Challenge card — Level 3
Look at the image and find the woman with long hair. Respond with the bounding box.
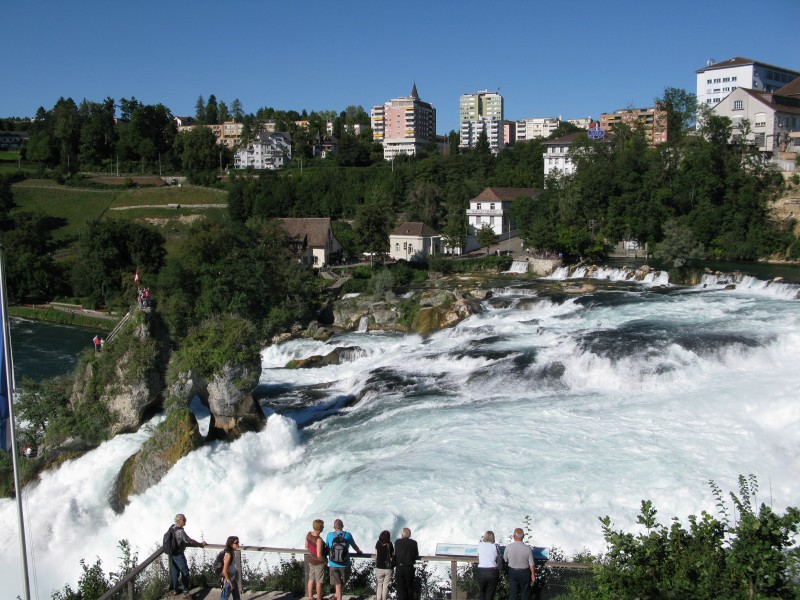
[374,530,394,600]
[476,530,500,600]
[220,536,241,600]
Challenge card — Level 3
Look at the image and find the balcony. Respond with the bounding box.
[467,209,504,216]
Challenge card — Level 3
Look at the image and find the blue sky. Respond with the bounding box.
[4,0,798,133]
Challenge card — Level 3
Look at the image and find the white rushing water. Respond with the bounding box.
[2,275,800,598]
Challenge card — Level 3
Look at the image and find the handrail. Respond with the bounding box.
[98,542,595,599]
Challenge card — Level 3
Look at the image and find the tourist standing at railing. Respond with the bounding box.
[306,519,326,600]
[503,528,535,600]
[167,513,207,598]
[220,536,241,600]
[374,530,395,600]
[477,530,501,600]
[326,518,363,600]
[394,527,419,600]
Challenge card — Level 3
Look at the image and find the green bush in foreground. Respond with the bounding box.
[587,475,800,600]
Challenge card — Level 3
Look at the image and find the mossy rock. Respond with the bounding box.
[110,408,202,513]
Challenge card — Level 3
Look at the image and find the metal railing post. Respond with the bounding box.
[450,560,459,600]
[126,579,134,600]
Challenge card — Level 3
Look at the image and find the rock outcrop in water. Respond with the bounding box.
[331,288,484,335]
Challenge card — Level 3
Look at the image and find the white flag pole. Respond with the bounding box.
[0,245,32,600]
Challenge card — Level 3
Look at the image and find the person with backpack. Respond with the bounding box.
[374,530,394,600]
[164,513,207,597]
[306,519,326,600]
[218,536,241,600]
[476,530,503,600]
[325,518,363,600]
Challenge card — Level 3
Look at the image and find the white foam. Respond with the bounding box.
[4,282,800,598]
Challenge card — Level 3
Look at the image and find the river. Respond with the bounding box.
[1,265,799,598]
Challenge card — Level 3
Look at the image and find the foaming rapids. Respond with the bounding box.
[3,277,800,597]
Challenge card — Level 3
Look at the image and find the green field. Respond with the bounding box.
[11,179,229,252]
[0,151,36,175]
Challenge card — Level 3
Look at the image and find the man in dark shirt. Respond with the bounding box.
[167,513,207,597]
[394,527,420,600]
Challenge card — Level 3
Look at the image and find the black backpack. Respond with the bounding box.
[213,550,229,576]
[162,526,178,556]
[329,532,349,563]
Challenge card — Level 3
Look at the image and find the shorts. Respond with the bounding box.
[329,566,351,586]
[309,562,326,583]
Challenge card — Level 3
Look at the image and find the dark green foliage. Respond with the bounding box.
[476,224,497,254]
[169,316,259,381]
[593,476,800,600]
[70,219,165,309]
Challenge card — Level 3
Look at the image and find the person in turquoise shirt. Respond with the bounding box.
[325,518,363,600]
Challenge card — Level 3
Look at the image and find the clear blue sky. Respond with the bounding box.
[4,0,798,133]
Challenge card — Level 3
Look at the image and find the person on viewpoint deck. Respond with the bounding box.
[326,518,362,600]
[220,536,241,600]
[503,528,535,600]
[167,513,207,597]
[306,519,326,600]
[374,530,395,600]
[477,530,501,600]
[394,527,420,600]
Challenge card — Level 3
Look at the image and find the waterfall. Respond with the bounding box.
[357,315,369,332]
[504,260,529,274]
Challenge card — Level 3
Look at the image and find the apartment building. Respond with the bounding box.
[371,84,436,160]
[516,117,561,141]
[599,107,668,145]
[712,77,800,156]
[234,131,292,170]
[175,119,244,148]
[459,90,504,152]
[567,117,593,130]
[696,57,800,108]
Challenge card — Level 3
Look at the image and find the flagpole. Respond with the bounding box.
[0,245,32,600]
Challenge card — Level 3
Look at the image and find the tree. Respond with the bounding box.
[475,129,491,155]
[179,125,220,176]
[194,95,206,123]
[355,199,392,262]
[231,99,244,121]
[476,224,497,254]
[657,87,697,144]
[653,219,705,268]
[218,100,230,123]
[205,94,219,125]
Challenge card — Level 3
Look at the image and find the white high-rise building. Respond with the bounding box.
[459,90,504,153]
[696,57,799,108]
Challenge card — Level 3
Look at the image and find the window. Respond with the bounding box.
[754,133,765,146]
[733,100,743,110]
[490,203,495,210]
[732,76,737,81]
[395,243,400,252]
[707,79,712,84]
[477,203,482,210]
[714,78,721,83]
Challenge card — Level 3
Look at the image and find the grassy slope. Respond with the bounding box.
[11,179,229,252]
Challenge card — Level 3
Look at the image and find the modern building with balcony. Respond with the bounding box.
[599,107,668,145]
[696,57,800,109]
[459,90,504,153]
[234,131,292,170]
[516,117,561,141]
[371,84,436,160]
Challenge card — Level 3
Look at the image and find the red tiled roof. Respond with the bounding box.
[472,187,540,202]
[278,218,333,248]
[777,77,800,98]
[390,221,438,237]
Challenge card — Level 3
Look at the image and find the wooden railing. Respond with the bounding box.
[98,543,595,600]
